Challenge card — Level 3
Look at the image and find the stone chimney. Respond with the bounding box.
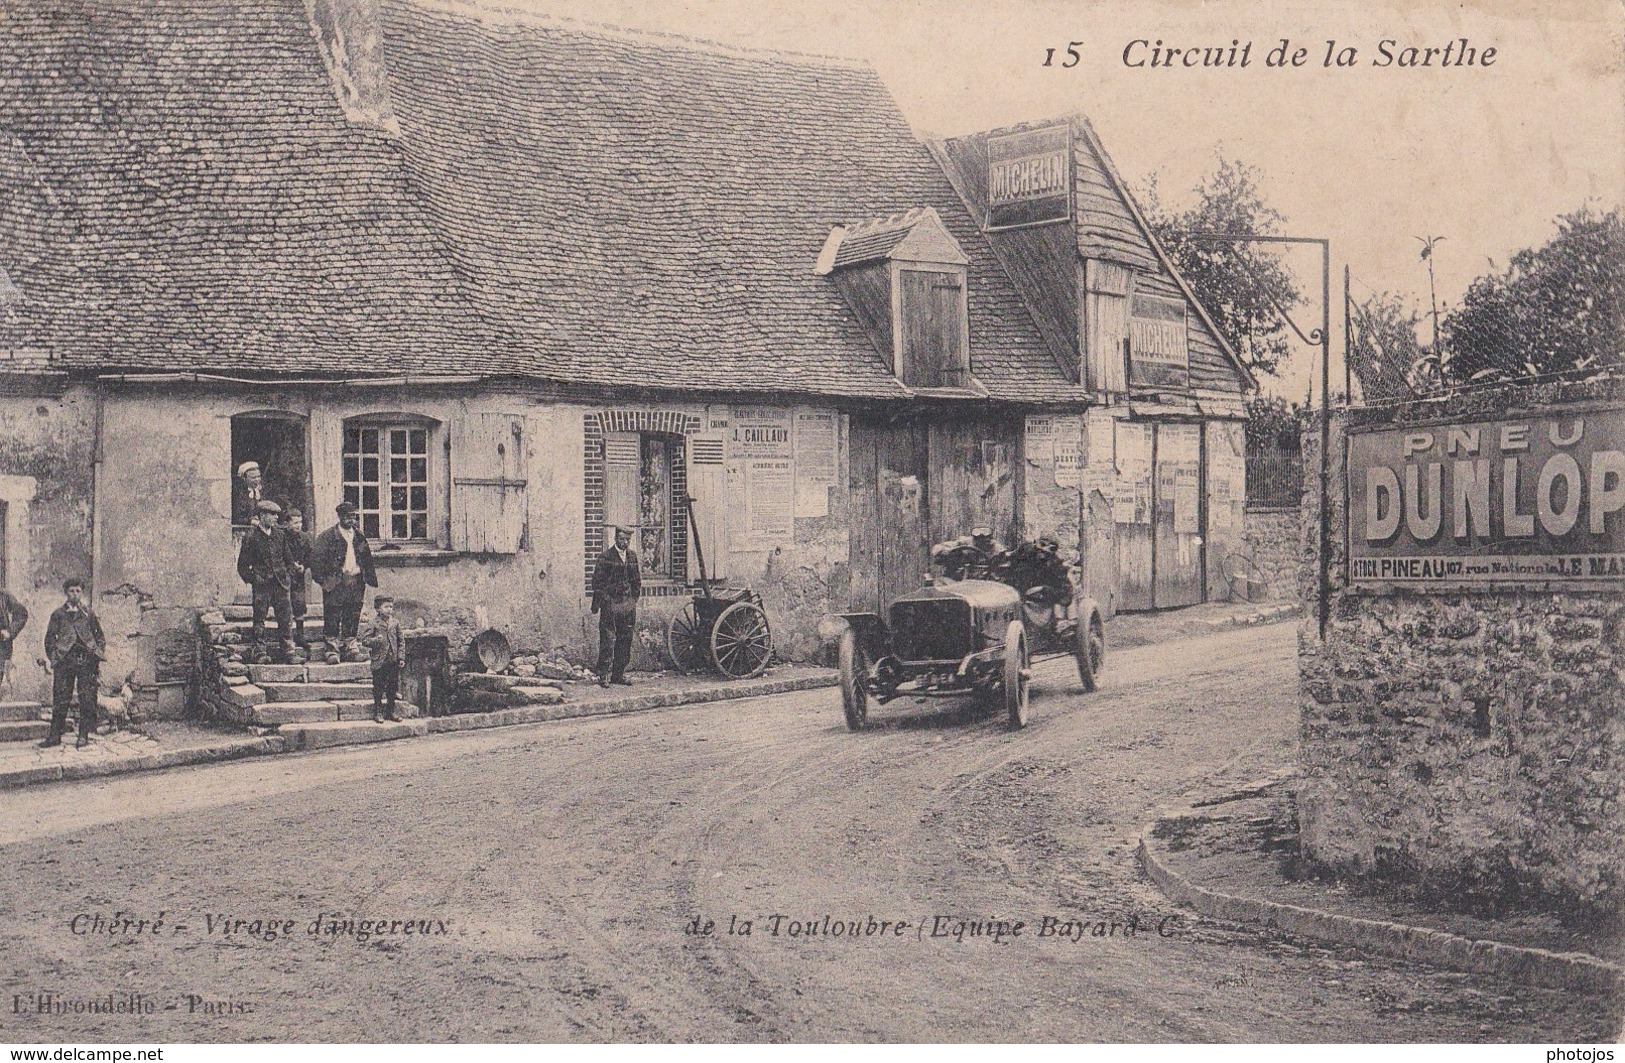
[305,0,401,136]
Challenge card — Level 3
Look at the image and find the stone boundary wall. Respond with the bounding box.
[1298,381,1624,921]
[1241,506,1300,602]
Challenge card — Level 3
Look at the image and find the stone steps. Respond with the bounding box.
[0,719,50,743]
[247,662,370,684]
[222,603,327,623]
[278,719,427,752]
[258,680,379,703]
[0,701,45,724]
[249,699,422,726]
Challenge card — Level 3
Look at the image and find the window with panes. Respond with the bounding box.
[343,425,430,541]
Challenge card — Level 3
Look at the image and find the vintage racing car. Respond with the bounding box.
[836,541,1105,731]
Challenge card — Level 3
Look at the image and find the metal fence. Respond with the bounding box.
[1245,452,1303,508]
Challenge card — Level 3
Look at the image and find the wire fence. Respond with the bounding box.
[1245,452,1303,508]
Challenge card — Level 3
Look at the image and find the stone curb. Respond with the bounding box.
[1198,602,1301,628]
[0,673,838,791]
[0,735,288,791]
[1137,825,1621,994]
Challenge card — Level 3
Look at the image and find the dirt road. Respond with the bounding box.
[0,622,1614,1042]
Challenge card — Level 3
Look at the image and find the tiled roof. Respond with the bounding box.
[0,0,495,375]
[0,0,1078,402]
[377,2,1074,401]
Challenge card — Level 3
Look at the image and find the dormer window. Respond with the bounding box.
[896,266,968,388]
[816,206,981,394]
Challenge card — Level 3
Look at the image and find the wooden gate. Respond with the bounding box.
[1152,422,1204,607]
[848,416,930,615]
[1114,420,1205,610]
[1114,421,1155,611]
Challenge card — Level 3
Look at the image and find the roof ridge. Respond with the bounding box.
[398,0,875,71]
[843,205,934,234]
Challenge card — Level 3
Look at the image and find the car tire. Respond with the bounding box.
[1076,612,1105,693]
[1003,619,1029,730]
[838,626,869,732]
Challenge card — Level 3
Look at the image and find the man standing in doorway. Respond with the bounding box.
[0,580,28,698]
[591,525,640,688]
[232,461,265,526]
[41,577,104,748]
[310,501,377,665]
[236,499,297,665]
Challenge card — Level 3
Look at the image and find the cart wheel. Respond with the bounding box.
[1076,613,1105,693]
[1003,619,1030,729]
[710,600,773,679]
[666,602,709,673]
[838,626,868,732]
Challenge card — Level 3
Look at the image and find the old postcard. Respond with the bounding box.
[0,0,1619,1046]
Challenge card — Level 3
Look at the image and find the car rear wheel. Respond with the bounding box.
[838,626,869,732]
[1076,613,1105,693]
[1003,619,1029,729]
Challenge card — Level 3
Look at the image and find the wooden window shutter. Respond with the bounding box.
[451,413,528,553]
[899,268,968,388]
[685,432,727,580]
[603,431,641,534]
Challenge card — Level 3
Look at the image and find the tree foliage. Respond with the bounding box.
[1349,290,1426,400]
[1243,394,1306,455]
[1441,205,1622,384]
[1142,157,1301,378]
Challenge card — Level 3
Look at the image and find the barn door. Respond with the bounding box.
[451,413,528,553]
[1114,421,1155,611]
[1152,422,1204,607]
[848,416,930,614]
[927,416,1016,548]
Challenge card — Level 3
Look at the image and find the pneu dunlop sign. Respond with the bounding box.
[1347,407,1625,589]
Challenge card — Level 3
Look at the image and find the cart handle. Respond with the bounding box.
[683,492,712,598]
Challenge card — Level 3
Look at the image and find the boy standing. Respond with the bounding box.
[278,505,313,651]
[42,577,105,748]
[361,595,405,723]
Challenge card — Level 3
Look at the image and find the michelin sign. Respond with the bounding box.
[1347,407,1625,588]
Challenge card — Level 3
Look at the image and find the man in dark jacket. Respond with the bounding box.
[42,577,104,748]
[236,499,297,664]
[0,583,28,696]
[591,525,641,687]
[278,505,313,649]
[309,501,377,664]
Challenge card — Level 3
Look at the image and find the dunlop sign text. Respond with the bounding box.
[1346,409,1625,588]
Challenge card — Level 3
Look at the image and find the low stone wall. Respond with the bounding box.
[1298,381,1625,922]
[1241,506,1300,601]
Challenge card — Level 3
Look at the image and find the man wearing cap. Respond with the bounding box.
[277,505,313,650]
[232,461,265,526]
[930,525,1008,579]
[42,577,104,748]
[236,499,297,664]
[590,525,641,687]
[309,501,377,664]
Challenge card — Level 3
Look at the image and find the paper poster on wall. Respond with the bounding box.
[1024,415,1057,465]
[793,408,838,518]
[741,459,794,549]
[1054,437,1082,489]
[728,406,793,460]
[1174,476,1200,534]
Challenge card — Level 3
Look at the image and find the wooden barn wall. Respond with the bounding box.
[926,414,1019,548]
[832,264,895,369]
[1073,134,1158,273]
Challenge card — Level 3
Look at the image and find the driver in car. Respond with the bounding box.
[1005,535,1076,628]
[930,525,1007,580]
